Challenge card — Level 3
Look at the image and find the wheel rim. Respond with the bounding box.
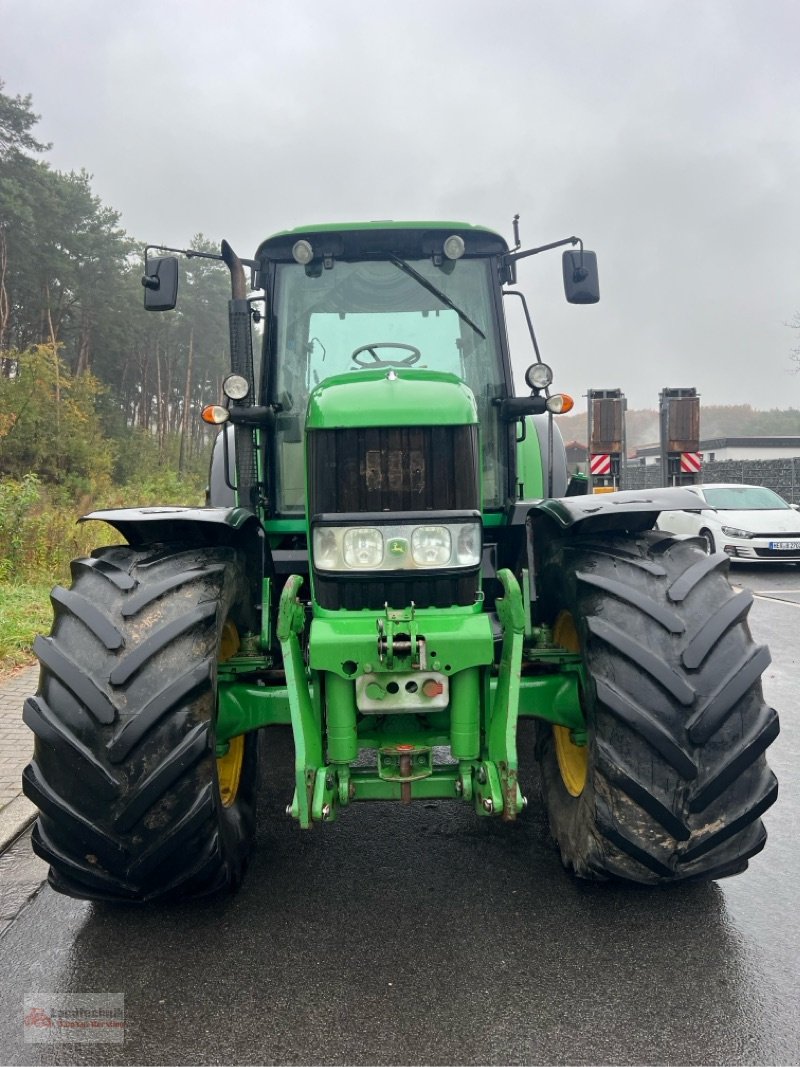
[217,620,244,808]
[552,611,588,797]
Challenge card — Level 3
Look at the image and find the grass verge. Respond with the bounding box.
[0,581,53,675]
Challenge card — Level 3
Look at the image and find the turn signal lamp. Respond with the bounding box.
[201,404,230,425]
[546,393,575,415]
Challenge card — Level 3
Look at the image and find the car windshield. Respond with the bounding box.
[702,486,790,510]
[270,257,508,513]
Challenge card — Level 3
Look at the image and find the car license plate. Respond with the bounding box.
[769,540,800,551]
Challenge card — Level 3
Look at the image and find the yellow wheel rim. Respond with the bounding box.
[217,620,244,808]
[552,611,588,798]
[217,735,244,808]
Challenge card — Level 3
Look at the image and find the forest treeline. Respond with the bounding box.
[0,80,230,495]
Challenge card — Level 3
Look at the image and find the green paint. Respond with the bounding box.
[349,767,460,801]
[309,609,494,679]
[449,669,480,760]
[325,673,359,764]
[486,569,525,818]
[277,575,322,829]
[217,683,292,743]
[515,416,546,499]
[306,369,478,430]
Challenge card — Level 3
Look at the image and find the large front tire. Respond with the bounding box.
[22,543,259,902]
[536,531,779,884]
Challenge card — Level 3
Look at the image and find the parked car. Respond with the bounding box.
[656,483,800,562]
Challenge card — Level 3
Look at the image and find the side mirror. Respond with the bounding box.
[142,256,179,311]
[562,249,599,304]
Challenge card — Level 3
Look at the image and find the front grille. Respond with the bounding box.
[308,425,478,514]
[308,426,480,609]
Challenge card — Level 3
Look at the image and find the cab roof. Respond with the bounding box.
[255,220,509,263]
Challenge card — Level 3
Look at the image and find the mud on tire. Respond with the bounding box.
[536,531,779,884]
[22,543,259,902]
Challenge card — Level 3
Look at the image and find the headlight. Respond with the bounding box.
[313,521,481,572]
[411,526,451,566]
[222,373,250,401]
[343,528,384,568]
[721,526,753,539]
[525,362,553,390]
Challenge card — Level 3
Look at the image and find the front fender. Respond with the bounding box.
[529,487,704,536]
[80,506,269,583]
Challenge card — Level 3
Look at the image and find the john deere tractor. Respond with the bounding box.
[23,220,779,901]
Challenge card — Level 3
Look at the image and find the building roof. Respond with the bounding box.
[633,436,800,457]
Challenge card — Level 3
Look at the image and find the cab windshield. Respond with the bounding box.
[270,257,508,513]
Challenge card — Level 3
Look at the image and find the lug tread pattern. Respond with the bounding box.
[594,678,697,778]
[666,551,729,602]
[690,705,779,813]
[108,604,216,686]
[577,571,685,632]
[33,636,116,724]
[32,823,140,899]
[107,663,211,763]
[121,564,223,617]
[679,770,778,863]
[113,722,210,833]
[587,617,695,705]
[595,794,674,878]
[595,737,691,840]
[682,590,753,669]
[23,696,120,795]
[22,544,257,903]
[562,542,667,576]
[23,763,128,864]
[127,784,215,881]
[538,530,779,885]
[72,556,137,590]
[687,645,772,743]
[50,587,125,650]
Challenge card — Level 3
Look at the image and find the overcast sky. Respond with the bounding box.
[2,0,799,411]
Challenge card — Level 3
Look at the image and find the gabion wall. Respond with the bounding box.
[621,458,800,505]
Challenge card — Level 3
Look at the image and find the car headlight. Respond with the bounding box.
[721,526,753,539]
[313,521,481,572]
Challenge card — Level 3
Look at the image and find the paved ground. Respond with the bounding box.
[0,666,36,812]
[0,566,797,1064]
[0,666,37,860]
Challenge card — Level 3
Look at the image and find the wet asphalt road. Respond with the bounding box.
[0,564,798,1066]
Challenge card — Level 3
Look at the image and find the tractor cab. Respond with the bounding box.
[255,223,514,514]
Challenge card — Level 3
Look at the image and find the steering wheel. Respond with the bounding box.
[351,342,422,368]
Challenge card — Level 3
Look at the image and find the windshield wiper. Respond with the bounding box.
[389,255,486,340]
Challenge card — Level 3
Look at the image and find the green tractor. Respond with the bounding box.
[23,220,778,901]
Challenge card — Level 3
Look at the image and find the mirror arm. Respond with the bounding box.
[144,243,257,272]
[504,235,582,267]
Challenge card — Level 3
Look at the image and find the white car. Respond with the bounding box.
[656,483,800,563]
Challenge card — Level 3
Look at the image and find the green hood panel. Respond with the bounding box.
[306,369,478,429]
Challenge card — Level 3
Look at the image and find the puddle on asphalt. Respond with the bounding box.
[0,828,47,930]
